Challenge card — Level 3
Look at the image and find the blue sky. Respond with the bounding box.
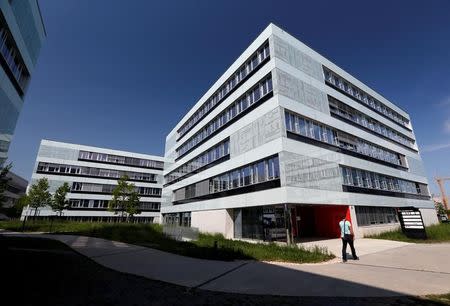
[7,0,450,195]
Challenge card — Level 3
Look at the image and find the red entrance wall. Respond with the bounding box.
[314,205,350,238]
[292,205,351,238]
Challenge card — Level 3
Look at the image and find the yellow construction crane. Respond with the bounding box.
[435,177,450,216]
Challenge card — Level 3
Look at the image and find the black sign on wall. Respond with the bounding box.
[397,207,427,239]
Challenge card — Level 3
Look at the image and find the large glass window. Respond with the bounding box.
[355,206,398,226]
[174,155,280,202]
[341,166,426,196]
[285,111,404,167]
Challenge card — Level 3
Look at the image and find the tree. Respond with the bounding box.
[0,163,12,208]
[27,178,52,218]
[51,182,70,217]
[434,199,446,215]
[108,175,141,222]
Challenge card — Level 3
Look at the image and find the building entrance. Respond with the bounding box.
[234,204,351,242]
[291,205,350,239]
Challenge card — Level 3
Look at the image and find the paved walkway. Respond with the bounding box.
[298,237,410,258]
[3,232,450,297]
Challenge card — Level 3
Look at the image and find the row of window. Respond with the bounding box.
[209,156,280,194]
[37,162,158,182]
[0,20,29,91]
[163,212,192,227]
[69,199,160,211]
[324,67,409,127]
[355,206,399,226]
[175,156,279,202]
[177,76,273,157]
[329,97,415,149]
[165,139,230,184]
[78,151,164,169]
[285,111,404,167]
[37,216,155,223]
[71,182,162,196]
[178,42,270,138]
[341,166,424,195]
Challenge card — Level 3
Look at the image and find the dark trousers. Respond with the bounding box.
[341,235,357,260]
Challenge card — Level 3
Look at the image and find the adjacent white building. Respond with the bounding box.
[161,23,438,240]
[22,140,164,223]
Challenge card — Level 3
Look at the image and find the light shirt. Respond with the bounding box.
[339,219,351,238]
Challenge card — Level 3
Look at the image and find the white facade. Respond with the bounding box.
[161,23,438,239]
[22,140,164,222]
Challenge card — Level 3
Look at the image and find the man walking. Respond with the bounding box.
[339,215,359,262]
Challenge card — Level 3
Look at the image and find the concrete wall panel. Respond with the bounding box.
[230,107,282,158]
[274,68,329,114]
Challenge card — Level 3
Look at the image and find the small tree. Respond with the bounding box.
[51,182,70,217]
[0,163,12,208]
[434,199,447,216]
[108,175,141,222]
[125,190,141,222]
[27,178,52,218]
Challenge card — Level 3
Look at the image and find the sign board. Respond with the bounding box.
[397,207,427,239]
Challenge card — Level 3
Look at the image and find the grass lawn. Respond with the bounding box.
[425,292,450,305]
[0,220,334,263]
[367,223,450,243]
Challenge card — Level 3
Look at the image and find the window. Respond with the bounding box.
[355,206,398,226]
[242,166,252,186]
[255,161,266,183]
[231,170,240,188]
[313,122,321,140]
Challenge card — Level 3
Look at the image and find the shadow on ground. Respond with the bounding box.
[1,235,447,306]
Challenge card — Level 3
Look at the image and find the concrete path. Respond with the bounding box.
[3,232,450,297]
[298,237,410,258]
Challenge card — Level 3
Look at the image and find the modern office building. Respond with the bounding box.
[0,0,46,166]
[22,140,164,222]
[161,23,438,240]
